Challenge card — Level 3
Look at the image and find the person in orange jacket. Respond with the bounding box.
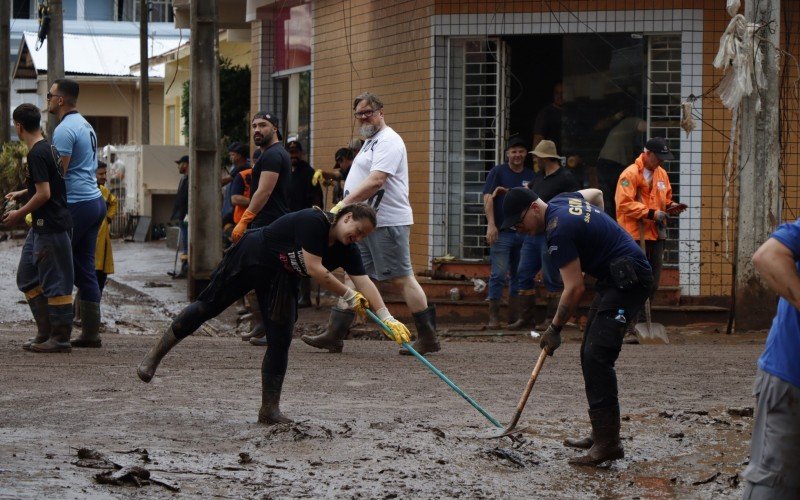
[615,137,686,342]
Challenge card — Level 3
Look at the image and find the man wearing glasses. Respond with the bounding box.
[302,92,439,355]
[48,78,107,348]
[500,186,652,467]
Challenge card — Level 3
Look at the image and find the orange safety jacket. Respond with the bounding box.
[615,153,673,241]
[232,168,253,224]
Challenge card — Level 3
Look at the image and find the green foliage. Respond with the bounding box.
[181,57,251,146]
[0,142,28,195]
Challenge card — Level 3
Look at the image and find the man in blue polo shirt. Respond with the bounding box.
[741,222,800,499]
[501,186,652,467]
[49,78,106,348]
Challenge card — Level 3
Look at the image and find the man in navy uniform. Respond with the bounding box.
[501,186,652,466]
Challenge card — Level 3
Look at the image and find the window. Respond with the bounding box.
[120,0,174,22]
[84,0,114,21]
[86,116,128,149]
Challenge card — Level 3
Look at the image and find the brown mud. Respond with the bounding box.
[0,239,764,498]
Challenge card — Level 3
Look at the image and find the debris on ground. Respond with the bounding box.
[727,407,754,417]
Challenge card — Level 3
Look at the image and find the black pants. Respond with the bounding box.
[169,233,297,378]
[580,280,650,411]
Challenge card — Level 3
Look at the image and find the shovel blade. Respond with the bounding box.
[635,322,669,344]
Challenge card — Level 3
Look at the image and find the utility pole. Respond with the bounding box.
[46,0,64,138]
[735,0,781,331]
[1,2,10,142]
[139,0,149,145]
[188,0,221,299]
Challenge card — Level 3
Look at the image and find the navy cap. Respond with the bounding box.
[175,155,189,164]
[645,137,674,161]
[500,187,540,231]
[506,136,528,151]
[252,111,282,141]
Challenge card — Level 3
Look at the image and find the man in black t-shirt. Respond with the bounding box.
[231,112,292,345]
[138,205,412,425]
[5,103,74,353]
[501,187,652,467]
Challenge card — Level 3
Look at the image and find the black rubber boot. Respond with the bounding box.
[137,326,182,383]
[301,307,354,353]
[401,305,440,355]
[297,277,311,308]
[563,431,594,449]
[508,294,539,330]
[486,299,501,329]
[30,304,72,353]
[73,295,82,326]
[71,301,102,347]
[568,406,624,466]
[258,373,292,425]
[169,261,188,279]
[22,293,51,351]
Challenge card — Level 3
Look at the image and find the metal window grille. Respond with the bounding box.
[447,39,506,259]
[647,34,683,265]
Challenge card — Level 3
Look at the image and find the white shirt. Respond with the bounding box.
[343,126,413,227]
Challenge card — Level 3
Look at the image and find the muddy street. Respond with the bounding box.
[0,239,763,498]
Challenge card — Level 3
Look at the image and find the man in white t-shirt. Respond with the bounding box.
[301,92,439,355]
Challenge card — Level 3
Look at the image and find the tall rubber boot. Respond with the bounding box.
[486,299,501,329]
[242,299,265,341]
[258,373,292,424]
[71,301,102,348]
[507,296,520,326]
[568,406,624,466]
[297,277,311,308]
[508,294,539,330]
[30,303,72,353]
[22,293,51,351]
[137,325,182,383]
[300,307,353,353]
[400,305,440,355]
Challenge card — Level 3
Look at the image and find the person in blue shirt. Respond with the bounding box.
[741,222,800,499]
[49,78,107,348]
[481,137,534,329]
[501,187,653,467]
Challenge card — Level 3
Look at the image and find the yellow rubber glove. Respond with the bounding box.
[342,288,369,318]
[24,213,32,227]
[311,169,324,187]
[330,201,345,215]
[385,319,412,345]
[232,209,257,244]
[375,307,411,345]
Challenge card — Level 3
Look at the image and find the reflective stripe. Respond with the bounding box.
[24,286,44,300]
[47,295,73,306]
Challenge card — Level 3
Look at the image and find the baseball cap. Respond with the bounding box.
[253,111,282,141]
[175,155,189,164]
[500,187,540,231]
[506,136,528,151]
[645,137,674,161]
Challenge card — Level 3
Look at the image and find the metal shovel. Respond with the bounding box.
[489,348,548,438]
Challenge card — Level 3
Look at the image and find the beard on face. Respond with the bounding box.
[253,129,273,146]
[360,123,378,138]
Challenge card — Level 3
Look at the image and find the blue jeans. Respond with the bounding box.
[488,230,526,300]
[517,234,563,292]
[68,196,107,303]
[17,229,74,298]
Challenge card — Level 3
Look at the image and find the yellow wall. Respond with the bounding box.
[162,39,251,145]
[39,77,165,146]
